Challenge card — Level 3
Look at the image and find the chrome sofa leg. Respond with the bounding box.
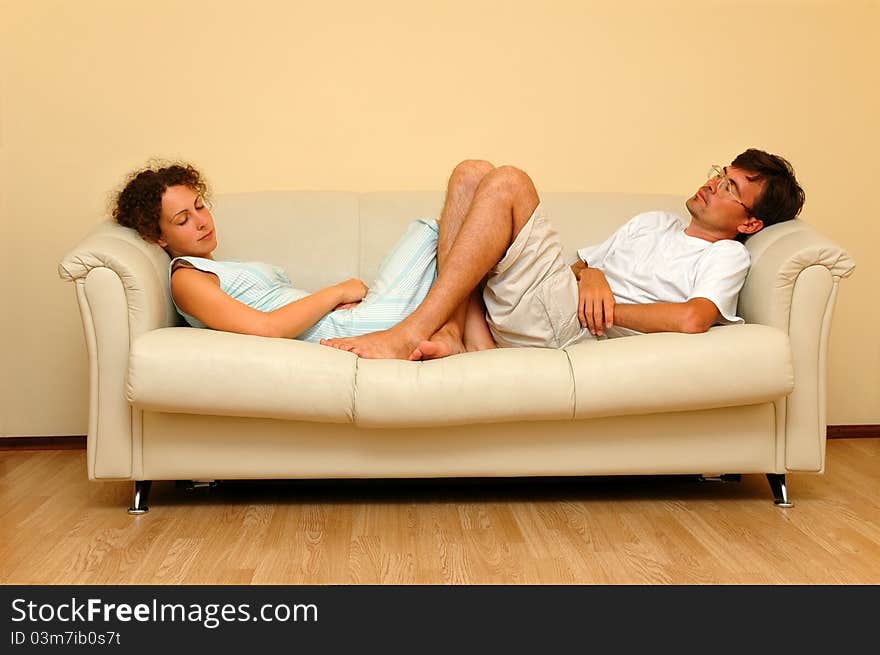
[127,480,152,515]
[183,480,218,492]
[698,474,742,483]
[766,473,794,508]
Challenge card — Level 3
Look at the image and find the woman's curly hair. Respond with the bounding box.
[113,162,210,242]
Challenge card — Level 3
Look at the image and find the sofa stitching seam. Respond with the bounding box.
[351,356,360,426]
[786,264,832,471]
[563,348,576,420]
[80,277,100,476]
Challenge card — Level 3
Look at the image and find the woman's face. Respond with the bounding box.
[157,185,217,258]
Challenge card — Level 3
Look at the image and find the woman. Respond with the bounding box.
[113,162,442,343]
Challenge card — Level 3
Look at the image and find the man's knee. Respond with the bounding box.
[451,159,495,190]
[480,165,539,215]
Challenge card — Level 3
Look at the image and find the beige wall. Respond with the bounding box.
[1,0,877,436]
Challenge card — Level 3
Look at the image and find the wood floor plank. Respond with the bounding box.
[1,440,879,584]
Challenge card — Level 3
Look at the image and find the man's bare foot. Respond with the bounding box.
[462,331,497,353]
[320,326,423,359]
[408,325,466,361]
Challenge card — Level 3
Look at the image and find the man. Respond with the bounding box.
[321,149,805,359]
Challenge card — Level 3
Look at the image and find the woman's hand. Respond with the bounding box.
[577,268,614,336]
[335,278,369,304]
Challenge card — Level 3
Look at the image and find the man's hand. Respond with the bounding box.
[570,259,588,280]
[577,267,615,336]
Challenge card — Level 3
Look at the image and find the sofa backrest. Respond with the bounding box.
[210,191,687,293]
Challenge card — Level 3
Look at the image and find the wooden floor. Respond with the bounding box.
[1,439,878,584]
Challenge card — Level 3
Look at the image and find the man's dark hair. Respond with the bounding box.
[731,148,805,229]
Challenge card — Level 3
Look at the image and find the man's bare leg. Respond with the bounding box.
[325,159,494,358]
[321,159,495,359]
[409,160,496,360]
[322,165,540,359]
[414,164,540,351]
[414,286,496,359]
[462,286,496,351]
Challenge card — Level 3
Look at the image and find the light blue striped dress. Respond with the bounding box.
[169,218,438,342]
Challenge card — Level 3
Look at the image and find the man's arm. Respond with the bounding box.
[612,298,719,334]
[575,263,615,336]
[574,263,720,335]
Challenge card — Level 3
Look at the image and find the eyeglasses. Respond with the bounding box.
[707,165,753,215]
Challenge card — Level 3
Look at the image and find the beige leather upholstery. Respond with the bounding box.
[129,329,358,422]
[354,347,575,428]
[566,325,793,419]
[59,191,855,482]
[141,404,778,479]
[738,219,856,471]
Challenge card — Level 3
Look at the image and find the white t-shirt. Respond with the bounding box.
[576,211,750,336]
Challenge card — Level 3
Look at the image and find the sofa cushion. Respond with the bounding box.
[128,324,792,427]
[128,328,357,422]
[353,347,576,428]
[565,324,794,419]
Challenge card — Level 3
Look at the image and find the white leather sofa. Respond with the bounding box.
[58,191,855,513]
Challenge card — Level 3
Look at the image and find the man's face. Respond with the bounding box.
[685,165,765,240]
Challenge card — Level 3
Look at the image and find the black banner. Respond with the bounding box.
[2,585,875,652]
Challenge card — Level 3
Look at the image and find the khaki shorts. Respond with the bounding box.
[483,203,591,349]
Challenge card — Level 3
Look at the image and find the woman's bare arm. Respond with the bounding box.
[170,268,367,339]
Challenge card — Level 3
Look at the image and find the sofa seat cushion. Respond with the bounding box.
[128,324,792,427]
[565,324,794,419]
[354,324,792,428]
[128,328,357,422]
[353,347,576,428]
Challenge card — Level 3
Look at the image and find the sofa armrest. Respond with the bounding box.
[59,220,178,479]
[739,219,855,472]
[59,220,179,332]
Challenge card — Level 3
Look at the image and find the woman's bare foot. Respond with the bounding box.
[320,326,424,359]
[319,339,355,352]
[408,325,466,361]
